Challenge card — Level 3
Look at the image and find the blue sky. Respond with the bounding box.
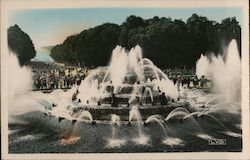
[9,7,242,51]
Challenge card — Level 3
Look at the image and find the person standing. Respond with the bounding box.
[200,75,206,88]
[193,76,199,88]
[111,93,118,107]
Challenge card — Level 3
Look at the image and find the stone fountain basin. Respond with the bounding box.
[75,102,189,121]
[99,92,165,105]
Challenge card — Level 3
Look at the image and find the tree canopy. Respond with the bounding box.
[8,25,36,66]
[51,14,241,68]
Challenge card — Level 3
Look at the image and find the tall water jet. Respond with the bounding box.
[195,39,241,102]
[106,114,126,148]
[6,52,33,98]
[108,46,128,93]
[77,73,102,105]
[102,45,144,93]
[196,54,210,79]
[111,114,120,139]
[128,45,144,82]
[4,52,43,119]
[129,106,149,145]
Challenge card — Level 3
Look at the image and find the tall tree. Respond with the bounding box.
[8,25,36,66]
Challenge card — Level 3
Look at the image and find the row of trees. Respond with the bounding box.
[8,25,36,66]
[51,14,241,68]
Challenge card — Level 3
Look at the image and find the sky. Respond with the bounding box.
[9,7,242,52]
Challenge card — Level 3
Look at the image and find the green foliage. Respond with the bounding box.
[8,25,36,66]
[51,23,120,66]
[51,14,241,68]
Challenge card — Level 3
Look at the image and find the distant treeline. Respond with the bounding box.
[51,14,241,68]
[8,25,36,66]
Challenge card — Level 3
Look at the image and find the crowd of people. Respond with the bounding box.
[30,62,210,91]
[170,75,210,88]
[30,62,89,90]
[163,69,211,88]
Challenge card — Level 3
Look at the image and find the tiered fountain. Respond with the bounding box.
[48,45,188,123]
